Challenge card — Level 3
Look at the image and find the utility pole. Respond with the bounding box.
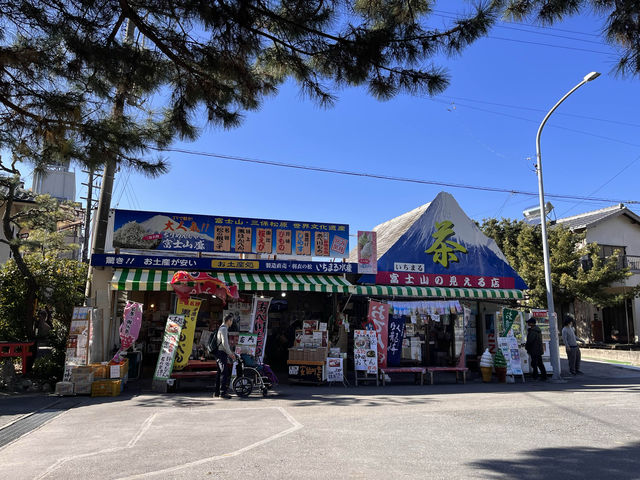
[85,19,136,302]
[80,169,101,263]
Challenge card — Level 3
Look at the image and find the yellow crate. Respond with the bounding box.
[91,379,122,397]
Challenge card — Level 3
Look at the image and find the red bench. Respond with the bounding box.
[426,345,469,384]
[379,366,427,386]
[0,342,35,374]
[170,359,218,389]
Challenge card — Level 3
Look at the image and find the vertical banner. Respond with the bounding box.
[153,315,185,381]
[357,231,377,274]
[111,301,143,363]
[173,298,203,371]
[502,307,519,336]
[251,296,272,363]
[387,314,405,366]
[368,300,389,369]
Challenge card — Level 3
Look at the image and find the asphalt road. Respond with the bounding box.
[1,358,640,480]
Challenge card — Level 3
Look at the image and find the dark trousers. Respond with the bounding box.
[530,354,547,379]
[215,351,231,394]
[566,346,581,374]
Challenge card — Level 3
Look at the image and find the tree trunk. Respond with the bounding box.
[2,181,38,339]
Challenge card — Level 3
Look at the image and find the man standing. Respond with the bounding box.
[562,316,583,375]
[525,318,547,381]
[214,313,236,399]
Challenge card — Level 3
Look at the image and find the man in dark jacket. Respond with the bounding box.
[525,318,547,381]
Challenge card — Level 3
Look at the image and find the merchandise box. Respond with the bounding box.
[72,365,92,375]
[73,382,92,395]
[70,372,94,384]
[88,363,108,379]
[108,358,129,379]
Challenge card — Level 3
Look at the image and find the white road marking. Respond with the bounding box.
[116,406,303,479]
[35,413,158,479]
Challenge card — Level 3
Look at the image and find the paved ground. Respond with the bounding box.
[1,358,639,479]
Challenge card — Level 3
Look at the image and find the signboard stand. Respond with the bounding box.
[326,357,349,387]
[353,329,379,386]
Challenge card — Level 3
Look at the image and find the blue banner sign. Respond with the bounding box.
[92,253,356,274]
[112,209,350,258]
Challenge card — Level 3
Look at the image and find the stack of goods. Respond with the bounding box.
[289,320,329,363]
[70,366,94,395]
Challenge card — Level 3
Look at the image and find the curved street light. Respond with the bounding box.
[536,71,600,381]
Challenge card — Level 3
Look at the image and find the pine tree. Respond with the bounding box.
[1,1,502,171]
[501,0,640,76]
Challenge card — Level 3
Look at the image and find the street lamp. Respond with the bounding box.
[536,71,600,381]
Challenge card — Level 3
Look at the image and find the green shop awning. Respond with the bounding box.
[349,285,524,300]
[110,269,353,293]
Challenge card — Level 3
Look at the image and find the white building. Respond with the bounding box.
[556,204,640,344]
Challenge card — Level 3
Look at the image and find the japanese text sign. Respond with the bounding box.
[367,300,389,369]
[113,209,349,257]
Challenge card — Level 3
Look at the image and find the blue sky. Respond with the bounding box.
[42,6,640,250]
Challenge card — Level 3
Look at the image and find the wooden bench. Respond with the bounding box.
[426,345,469,385]
[0,342,35,374]
[170,359,218,389]
[379,366,427,386]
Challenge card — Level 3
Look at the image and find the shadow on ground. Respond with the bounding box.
[468,441,640,480]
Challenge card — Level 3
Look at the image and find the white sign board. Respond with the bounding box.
[326,357,344,382]
[498,336,523,375]
[354,330,378,374]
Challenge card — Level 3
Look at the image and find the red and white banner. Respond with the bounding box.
[112,301,143,363]
[367,300,390,369]
[357,231,377,274]
[251,296,272,363]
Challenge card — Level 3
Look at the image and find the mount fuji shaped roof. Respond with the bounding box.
[351,192,527,290]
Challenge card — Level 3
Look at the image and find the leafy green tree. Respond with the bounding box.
[500,0,640,77]
[0,184,85,340]
[480,219,639,309]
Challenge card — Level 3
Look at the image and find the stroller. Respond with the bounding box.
[232,354,279,397]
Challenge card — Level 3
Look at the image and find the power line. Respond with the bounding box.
[429,98,640,149]
[438,95,640,129]
[432,9,601,38]
[151,146,639,205]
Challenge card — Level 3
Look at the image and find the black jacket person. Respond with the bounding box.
[525,318,547,380]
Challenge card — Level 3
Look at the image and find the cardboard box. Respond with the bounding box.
[70,372,94,384]
[91,379,122,397]
[71,365,92,375]
[73,382,92,395]
[55,381,74,396]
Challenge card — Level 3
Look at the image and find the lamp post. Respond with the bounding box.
[536,71,600,381]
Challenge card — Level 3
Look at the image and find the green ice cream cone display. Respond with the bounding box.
[494,349,507,382]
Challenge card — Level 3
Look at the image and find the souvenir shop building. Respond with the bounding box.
[86,191,527,376]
